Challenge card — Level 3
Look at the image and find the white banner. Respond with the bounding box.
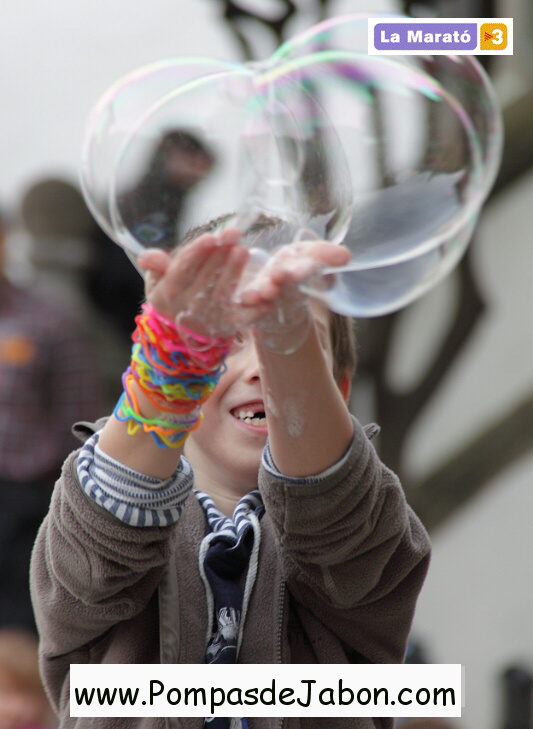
[70,663,463,718]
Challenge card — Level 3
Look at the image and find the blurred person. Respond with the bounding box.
[20,177,129,410]
[0,628,56,729]
[84,132,215,382]
[84,219,146,343]
[116,129,216,249]
[20,178,96,310]
[0,207,100,631]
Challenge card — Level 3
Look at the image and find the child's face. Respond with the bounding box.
[184,304,346,499]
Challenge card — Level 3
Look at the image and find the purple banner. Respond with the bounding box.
[374,22,477,51]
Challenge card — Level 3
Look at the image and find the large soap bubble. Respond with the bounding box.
[258,51,482,264]
[272,13,502,314]
[80,13,503,318]
[108,65,353,257]
[80,57,242,240]
[274,13,502,192]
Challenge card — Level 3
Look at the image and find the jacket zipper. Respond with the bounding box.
[275,581,286,729]
[247,581,286,729]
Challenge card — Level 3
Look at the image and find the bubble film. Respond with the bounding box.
[275,15,502,210]
[107,65,354,258]
[272,13,502,314]
[80,12,503,318]
[80,58,241,239]
[260,52,482,263]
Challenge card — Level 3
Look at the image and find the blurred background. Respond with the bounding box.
[1,0,533,728]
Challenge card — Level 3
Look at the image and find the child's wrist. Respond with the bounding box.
[124,378,187,421]
[253,298,312,355]
[114,374,202,450]
[138,302,232,370]
[115,303,232,449]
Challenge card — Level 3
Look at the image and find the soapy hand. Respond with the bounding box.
[236,239,351,352]
[138,231,349,349]
[237,239,350,307]
[138,229,258,341]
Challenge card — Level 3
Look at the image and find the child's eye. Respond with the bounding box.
[228,330,246,355]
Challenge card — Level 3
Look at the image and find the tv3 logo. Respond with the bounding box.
[480,23,507,50]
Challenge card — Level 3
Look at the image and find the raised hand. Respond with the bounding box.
[138,231,350,351]
[237,239,350,306]
[236,238,350,352]
[138,229,254,341]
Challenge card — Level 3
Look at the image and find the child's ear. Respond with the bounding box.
[338,369,352,405]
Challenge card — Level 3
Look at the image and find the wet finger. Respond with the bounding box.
[299,241,351,266]
[211,245,249,303]
[165,234,222,290]
[189,245,235,297]
[218,227,242,246]
[137,248,171,275]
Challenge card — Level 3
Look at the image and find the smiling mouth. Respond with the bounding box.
[231,408,267,427]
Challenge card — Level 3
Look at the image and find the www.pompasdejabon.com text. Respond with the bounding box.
[70,664,463,718]
[74,679,456,713]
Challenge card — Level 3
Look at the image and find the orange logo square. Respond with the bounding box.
[480,23,507,51]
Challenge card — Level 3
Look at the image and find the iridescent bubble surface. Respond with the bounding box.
[269,12,502,315]
[108,65,353,256]
[80,12,503,318]
[80,58,241,239]
[273,13,502,205]
[258,51,482,265]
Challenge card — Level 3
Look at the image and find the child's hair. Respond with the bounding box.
[181,214,357,382]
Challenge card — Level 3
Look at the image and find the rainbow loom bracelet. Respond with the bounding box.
[116,303,232,448]
[114,376,201,449]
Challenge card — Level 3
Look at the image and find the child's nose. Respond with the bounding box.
[242,344,261,382]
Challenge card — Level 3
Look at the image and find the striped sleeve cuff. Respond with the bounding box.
[261,423,355,486]
[77,431,194,527]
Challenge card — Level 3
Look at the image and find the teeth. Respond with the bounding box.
[235,409,266,426]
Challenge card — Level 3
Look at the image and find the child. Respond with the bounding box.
[30,220,431,729]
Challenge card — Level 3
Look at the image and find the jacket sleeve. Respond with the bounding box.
[30,447,184,660]
[257,416,431,665]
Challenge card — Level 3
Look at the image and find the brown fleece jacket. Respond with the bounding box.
[30,417,430,729]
